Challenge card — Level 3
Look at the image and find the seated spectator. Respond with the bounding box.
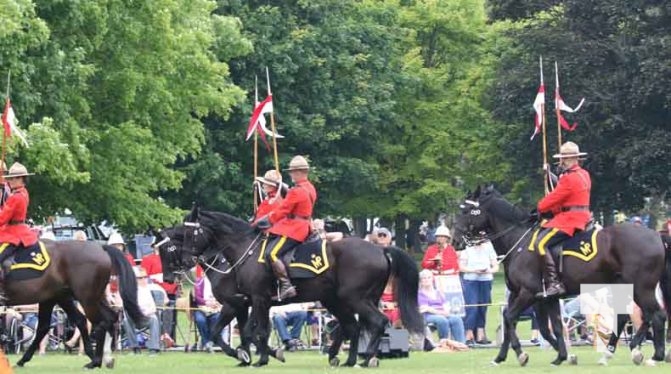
[417,270,465,343]
[380,279,401,328]
[122,267,160,355]
[141,240,178,348]
[312,219,343,242]
[421,226,459,275]
[270,303,311,351]
[459,238,498,345]
[193,272,225,352]
[107,232,135,266]
[371,227,392,246]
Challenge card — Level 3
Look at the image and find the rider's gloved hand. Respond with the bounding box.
[528,209,540,223]
[252,215,271,230]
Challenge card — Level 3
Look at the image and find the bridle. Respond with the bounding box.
[181,221,264,276]
[459,198,537,264]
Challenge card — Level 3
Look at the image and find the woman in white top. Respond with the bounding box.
[459,239,498,345]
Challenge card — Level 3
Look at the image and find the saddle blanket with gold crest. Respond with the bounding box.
[559,227,600,262]
[1,241,51,281]
[258,238,330,279]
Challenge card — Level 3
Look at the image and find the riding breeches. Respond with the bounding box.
[264,235,300,263]
[534,228,571,256]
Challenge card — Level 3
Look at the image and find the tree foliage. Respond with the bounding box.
[487,1,671,216]
[0,0,250,232]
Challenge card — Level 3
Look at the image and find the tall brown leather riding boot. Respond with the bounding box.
[536,251,565,298]
[271,260,297,301]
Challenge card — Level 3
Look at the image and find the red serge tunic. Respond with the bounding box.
[267,180,316,242]
[538,165,592,236]
[0,186,38,246]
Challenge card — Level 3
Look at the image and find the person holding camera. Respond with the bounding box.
[459,238,498,346]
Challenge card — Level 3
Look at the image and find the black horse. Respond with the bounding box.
[155,227,284,366]
[453,186,671,366]
[173,207,424,368]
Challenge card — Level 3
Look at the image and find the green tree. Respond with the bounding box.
[0,0,251,232]
[487,1,671,217]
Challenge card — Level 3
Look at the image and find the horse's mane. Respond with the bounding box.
[480,188,530,224]
[200,210,254,237]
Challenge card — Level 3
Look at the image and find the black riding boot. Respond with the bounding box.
[536,251,565,298]
[271,260,297,301]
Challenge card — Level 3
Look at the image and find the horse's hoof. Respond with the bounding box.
[104,357,115,369]
[252,360,268,367]
[551,358,564,366]
[15,361,25,368]
[273,347,285,363]
[493,356,506,364]
[644,359,657,367]
[329,357,340,367]
[83,361,101,370]
[236,347,251,365]
[518,352,529,367]
[490,360,499,367]
[366,357,379,368]
[568,354,578,365]
[597,357,608,366]
[632,348,644,366]
[665,350,671,363]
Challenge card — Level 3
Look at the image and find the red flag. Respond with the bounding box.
[531,84,545,140]
[554,62,585,131]
[246,95,272,150]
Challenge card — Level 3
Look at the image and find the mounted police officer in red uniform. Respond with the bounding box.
[254,169,285,221]
[0,163,38,282]
[254,156,316,301]
[532,142,591,298]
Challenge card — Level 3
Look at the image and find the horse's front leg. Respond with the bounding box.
[250,298,271,367]
[496,290,534,367]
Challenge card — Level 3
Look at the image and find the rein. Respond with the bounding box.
[495,224,537,264]
[198,232,263,276]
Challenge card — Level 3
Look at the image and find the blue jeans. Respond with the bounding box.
[272,311,307,343]
[122,313,160,350]
[193,310,222,345]
[462,279,492,331]
[425,314,465,342]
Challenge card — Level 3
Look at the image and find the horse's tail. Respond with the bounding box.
[384,246,424,335]
[103,245,146,326]
[659,234,671,318]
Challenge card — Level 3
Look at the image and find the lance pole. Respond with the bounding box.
[539,57,549,195]
[554,61,563,151]
[266,67,280,173]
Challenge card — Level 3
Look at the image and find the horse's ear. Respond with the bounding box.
[473,185,481,198]
[185,202,199,222]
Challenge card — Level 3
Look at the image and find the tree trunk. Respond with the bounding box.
[394,214,407,250]
[407,218,423,253]
[352,216,368,238]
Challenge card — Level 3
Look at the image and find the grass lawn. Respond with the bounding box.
[6,345,671,374]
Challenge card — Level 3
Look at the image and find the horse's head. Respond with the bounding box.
[181,205,255,261]
[155,226,197,284]
[453,185,498,250]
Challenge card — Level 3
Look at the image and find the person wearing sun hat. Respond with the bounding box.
[0,162,38,282]
[532,141,592,298]
[253,155,317,301]
[421,225,459,275]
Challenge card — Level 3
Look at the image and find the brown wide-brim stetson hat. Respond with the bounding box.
[552,141,588,159]
[254,169,282,186]
[283,155,310,171]
[4,162,34,178]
